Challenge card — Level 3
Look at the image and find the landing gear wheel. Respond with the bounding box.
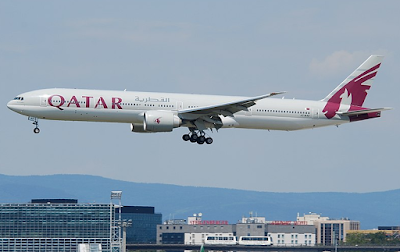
[197,136,205,144]
[184,127,213,145]
[190,134,198,143]
[29,117,40,134]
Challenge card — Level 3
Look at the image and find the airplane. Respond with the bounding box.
[7,55,391,145]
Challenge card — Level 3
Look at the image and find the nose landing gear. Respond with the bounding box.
[28,117,40,134]
[182,130,213,145]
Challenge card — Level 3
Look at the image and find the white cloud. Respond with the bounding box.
[309,51,371,77]
[309,50,390,78]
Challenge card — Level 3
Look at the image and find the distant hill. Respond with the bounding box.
[0,174,398,229]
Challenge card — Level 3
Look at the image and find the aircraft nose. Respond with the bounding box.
[7,100,17,111]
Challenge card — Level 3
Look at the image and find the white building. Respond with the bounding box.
[267,224,316,246]
[296,212,360,245]
[297,212,329,225]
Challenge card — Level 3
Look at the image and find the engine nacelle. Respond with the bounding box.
[145,111,181,132]
[131,111,181,133]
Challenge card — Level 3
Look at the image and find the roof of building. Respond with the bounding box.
[31,199,78,204]
[120,206,155,214]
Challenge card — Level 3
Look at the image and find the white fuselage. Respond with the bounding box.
[7,88,347,131]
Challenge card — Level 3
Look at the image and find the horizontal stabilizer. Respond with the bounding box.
[336,107,392,116]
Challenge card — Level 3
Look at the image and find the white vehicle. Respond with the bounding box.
[7,55,390,145]
[238,236,273,246]
[204,236,237,245]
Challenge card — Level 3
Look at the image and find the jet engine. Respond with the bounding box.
[131,111,181,133]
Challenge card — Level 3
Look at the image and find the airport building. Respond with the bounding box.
[0,199,112,252]
[0,194,362,250]
[379,226,400,230]
[0,196,162,252]
[157,213,317,246]
[267,223,316,246]
[120,206,162,244]
[157,213,361,246]
[297,213,360,245]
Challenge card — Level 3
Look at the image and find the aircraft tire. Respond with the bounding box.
[205,137,213,144]
[33,128,40,134]
[182,134,190,141]
[190,134,198,142]
[197,136,205,144]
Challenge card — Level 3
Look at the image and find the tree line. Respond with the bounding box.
[345,232,400,245]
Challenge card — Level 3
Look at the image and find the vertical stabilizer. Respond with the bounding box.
[322,55,384,119]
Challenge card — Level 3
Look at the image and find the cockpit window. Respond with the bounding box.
[13,97,24,100]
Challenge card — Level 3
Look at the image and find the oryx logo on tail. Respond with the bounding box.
[321,55,383,119]
[338,88,352,113]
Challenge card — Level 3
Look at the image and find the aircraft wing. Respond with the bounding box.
[178,91,285,130]
[179,92,285,117]
[336,107,392,116]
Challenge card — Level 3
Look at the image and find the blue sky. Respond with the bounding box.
[1,1,399,192]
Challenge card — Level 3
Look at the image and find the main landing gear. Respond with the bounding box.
[28,117,40,134]
[182,130,213,145]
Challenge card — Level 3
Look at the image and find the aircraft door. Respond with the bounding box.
[312,108,319,119]
[40,96,47,107]
[176,101,184,111]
